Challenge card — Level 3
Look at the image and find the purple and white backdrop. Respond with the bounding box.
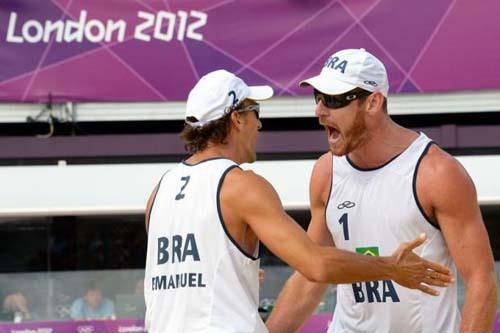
[0,0,499,103]
[2,314,500,333]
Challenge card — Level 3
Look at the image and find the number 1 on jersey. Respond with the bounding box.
[339,213,349,240]
[175,176,191,200]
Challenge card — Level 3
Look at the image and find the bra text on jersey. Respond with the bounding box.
[153,233,206,291]
[157,233,200,264]
[352,280,400,303]
[352,246,401,303]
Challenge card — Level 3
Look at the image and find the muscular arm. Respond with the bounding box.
[224,155,451,331]
[419,147,497,333]
[266,153,333,332]
[224,162,403,284]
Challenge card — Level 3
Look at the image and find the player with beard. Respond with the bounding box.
[266,49,497,333]
[143,69,455,333]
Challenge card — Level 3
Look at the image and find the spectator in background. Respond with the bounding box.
[70,281,115,320]
[1,292,31,322]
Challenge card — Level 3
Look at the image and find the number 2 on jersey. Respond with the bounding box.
[339,213,349,240]
[175,176,191,200]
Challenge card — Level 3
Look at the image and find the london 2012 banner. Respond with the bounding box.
[0,0,499,103]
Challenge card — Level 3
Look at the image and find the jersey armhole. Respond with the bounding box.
[323,154,334,222]
[146,171,169,233]
[412,142,440,230]
[216,165,260,261]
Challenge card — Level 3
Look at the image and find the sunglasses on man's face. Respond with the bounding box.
[313,89,372,109]
[235,104,260,119]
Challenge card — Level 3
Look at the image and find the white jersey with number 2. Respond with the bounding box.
[144,158,267,333]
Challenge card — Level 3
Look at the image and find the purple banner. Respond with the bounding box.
[300,312,500,333]
[494,312,500,333]
[1,0,500,102]
[0,319,145,333]
[1,314,500,333]
[299,313,332,333]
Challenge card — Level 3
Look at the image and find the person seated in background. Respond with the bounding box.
[70,281,115,320]
[1,292,31,322]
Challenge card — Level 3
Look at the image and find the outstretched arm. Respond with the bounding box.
[224,162,451,286]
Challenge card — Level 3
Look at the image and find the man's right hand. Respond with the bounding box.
[390,233,454,295]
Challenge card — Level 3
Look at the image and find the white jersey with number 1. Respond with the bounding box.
[326,133,460,333]
[144,158,267,333]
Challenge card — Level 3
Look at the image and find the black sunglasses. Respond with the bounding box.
[313,89,372,109]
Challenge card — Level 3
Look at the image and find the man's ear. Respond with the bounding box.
[230,111,243,127]
[366,92,384,114]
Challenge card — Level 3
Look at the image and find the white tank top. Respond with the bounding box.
[144,158,267,333]
[326,133,460,333]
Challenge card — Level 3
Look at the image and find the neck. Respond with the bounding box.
[348,117,418,168]
[187,143,243,165]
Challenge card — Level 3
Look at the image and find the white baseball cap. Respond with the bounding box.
[300,48,389,97]
[185,70,274,127]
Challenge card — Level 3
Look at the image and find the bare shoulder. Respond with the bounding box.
[418,145,477,210]
[222,167,281,205]
[310,152,333,205]
[312,152,333,178]
[223,167,274,191]
[420,145,472,186]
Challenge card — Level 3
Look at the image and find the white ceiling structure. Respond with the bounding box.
[1,90,499,217]
[1,90,500,123]
[0,155,498,217]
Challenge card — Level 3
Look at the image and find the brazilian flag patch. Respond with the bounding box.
[356,246,379,256]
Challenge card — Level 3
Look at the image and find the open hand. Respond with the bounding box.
[390,233,454,296]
